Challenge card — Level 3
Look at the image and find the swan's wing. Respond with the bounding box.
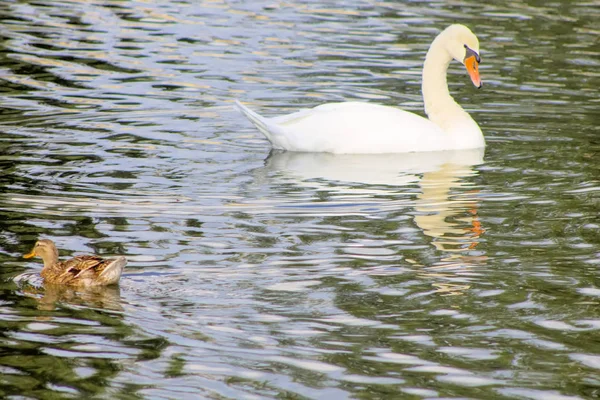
[235,101,447,154]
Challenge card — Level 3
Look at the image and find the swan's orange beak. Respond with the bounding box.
[465,55,481,88]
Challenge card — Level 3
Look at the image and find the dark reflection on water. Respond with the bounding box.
[0,0,599,398]
[0,279,167,398]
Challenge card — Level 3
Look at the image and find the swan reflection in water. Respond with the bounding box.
[262,148,487,295]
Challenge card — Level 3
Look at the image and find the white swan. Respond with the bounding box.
[235,24,484,154]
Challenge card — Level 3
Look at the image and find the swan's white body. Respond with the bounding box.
[236,24,485,154]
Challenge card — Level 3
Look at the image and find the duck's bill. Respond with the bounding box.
[23,251,35,259]
[465,55,482,88]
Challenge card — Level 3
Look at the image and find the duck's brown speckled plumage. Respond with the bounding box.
[24,239,126,287]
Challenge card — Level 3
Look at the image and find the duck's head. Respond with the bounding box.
[24,239,59,262]
[442,24,482,88]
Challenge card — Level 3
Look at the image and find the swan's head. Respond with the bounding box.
[442,24,482,88]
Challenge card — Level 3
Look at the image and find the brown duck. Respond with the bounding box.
[23,239,127,287]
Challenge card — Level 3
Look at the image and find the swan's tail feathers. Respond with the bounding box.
[234,100,279,145]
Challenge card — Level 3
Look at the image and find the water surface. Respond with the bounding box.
[1,0,599,399]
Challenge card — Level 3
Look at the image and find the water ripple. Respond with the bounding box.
[0,0,599,399]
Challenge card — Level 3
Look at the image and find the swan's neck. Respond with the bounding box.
[421,37,480,142]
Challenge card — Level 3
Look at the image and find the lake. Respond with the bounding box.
[0,0,599,399]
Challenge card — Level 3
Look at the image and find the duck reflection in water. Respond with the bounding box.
[259,148,487,296]
[14,279,124,311]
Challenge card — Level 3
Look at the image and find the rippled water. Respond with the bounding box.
[1,0,599,398]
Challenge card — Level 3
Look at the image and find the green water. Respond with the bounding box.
[0,0,599,399]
